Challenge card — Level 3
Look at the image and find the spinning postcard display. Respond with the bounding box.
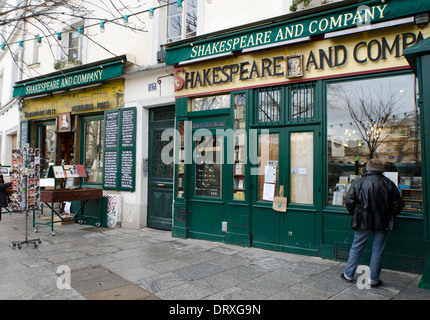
[10,148,41,211]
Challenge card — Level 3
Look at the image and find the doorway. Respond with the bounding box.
[147,106,175,230]
[251,126,320,255]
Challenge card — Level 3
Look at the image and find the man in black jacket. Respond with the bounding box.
[341,159,404,287]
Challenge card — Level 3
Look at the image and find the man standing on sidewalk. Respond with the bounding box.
[341,159,404,287]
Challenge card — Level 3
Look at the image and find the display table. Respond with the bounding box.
[34,188,103,235]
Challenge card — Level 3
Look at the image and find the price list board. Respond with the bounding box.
[103,107,136,191]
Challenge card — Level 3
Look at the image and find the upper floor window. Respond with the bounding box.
[167,0,197,43]
[59,21,84,63]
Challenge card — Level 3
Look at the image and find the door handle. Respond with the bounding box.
[157,183,166,187]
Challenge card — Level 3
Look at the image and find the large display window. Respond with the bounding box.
[327,74,422,212]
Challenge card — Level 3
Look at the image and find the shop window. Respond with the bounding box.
[167,0,197,43]
[257,133,279,201]
[290,83,314,121]
[257,87,282,124]
[38,124,56,178]
[177,120,185,198]
[190,94,229,111]
[233,93,246,200]
[290,132,313,204]
[195,135,223,197]
[83,118,104,184]
[327,74,422,212]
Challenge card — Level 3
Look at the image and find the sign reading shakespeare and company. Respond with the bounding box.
[173,24,429,95]
[165,0,430,66]
[13,59,124,98]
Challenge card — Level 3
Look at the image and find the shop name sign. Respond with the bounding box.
[191,5,387,59]
[13,60,124,97]
[165,0,430,65]
[174,31,424,91]
[23,70,103,96]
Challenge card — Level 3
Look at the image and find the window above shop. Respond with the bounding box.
[166,0,197,43]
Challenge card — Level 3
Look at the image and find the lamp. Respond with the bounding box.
[100,21,106,33]
[177,0,183,13]
[18,41,24,51]
[77,27,84,38]
[149,7,155,19]
[1,44,5,51]
[37,36,42,47]
[123,15,130,25]
[57,32,62,41]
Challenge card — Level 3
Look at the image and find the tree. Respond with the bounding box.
[0,0,151,77]
[335,84,413,159]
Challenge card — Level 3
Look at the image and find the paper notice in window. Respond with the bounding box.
[263,183,275,201]
[264,165,277,183]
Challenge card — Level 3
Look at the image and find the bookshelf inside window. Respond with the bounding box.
[401,188,423,212]
[177,121,185,198]
[233,93,246,201]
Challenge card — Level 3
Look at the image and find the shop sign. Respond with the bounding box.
[165,0,430,65]
[22,79,124,120]
[13,60,124,97]
[174,26,428,94]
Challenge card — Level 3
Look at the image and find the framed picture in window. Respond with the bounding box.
[58,112,71,132]
[286,54,303,78]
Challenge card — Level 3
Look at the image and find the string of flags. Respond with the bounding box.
[1,0,184,52]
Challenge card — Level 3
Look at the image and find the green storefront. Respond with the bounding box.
[166,0,430,273]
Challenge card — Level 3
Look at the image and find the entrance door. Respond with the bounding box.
[147,106,175,230]
[251,127,320,255]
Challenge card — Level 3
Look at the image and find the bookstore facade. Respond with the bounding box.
[13,56,136,227]
[166,0,430,272]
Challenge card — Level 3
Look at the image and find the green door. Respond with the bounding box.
[188,116,229,242]
[147,106,175,230]
[251,126,320,255]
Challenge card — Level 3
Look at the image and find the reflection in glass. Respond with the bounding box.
[84,119,104,183]
[39,124,56,178]
[327,74,422,211]
[190,94,230,111]
[258,87,281,123]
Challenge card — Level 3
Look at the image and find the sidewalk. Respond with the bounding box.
[0,212,429,300]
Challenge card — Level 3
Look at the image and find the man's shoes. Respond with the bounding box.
[369,279,383,288]
[341,273,354,283]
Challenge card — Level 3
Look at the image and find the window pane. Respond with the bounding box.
[258,133,279,201]
[84,120,104,183]
[291,85,314,120]
[327,74,422,211]
[258,88,281,123]
[39,125,56,177]
[290,132,313,204]
[195,136,222,197]
[190,94,229,111]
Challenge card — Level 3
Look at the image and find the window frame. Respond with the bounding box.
[323,70,423,218]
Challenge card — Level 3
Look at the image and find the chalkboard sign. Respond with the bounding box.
[120,150,133,189]
[20,120,30,148]
[103,107,136,191]
[195,163,221,197]
[121,109,135,148]
[104,151,118,188]
[105,111,119,149]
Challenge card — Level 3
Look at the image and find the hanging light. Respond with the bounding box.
[18,41,24,51]
[1,44,5,51]
[123,15,130,25]
[149,7,155,19]
[37,36,42,47]
[100,21,106,33]
[77,27,84,38]
[177,0,183,13]
[57,32,62,41]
